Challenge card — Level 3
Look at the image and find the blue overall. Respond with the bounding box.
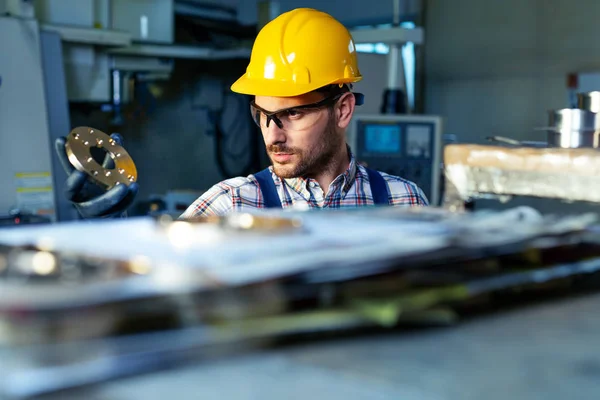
[254,167,390,208]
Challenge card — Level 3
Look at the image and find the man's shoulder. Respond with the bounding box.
[180,174,261,218]
[212,168,278,192]
[212,175,260,191]
[357,165,428,205]
[198,172,263,202]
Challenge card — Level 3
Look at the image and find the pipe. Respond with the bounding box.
[381,0,408,114]
[387,0,403,90]
[393,0,401,24]
[111,69,124,126]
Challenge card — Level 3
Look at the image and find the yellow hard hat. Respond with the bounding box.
[231,8,362,97]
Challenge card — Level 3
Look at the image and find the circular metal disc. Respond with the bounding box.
[65,126,138,188]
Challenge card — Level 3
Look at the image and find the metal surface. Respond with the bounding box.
[486,135,547,148]
[5,254,600,398]
[0,207,592,330]
[387,0,405,91]
[64,127,137,188]
[387,45,404,90]
[110,70,124,126]
[0,205,600,397]
[578,91,600,113]
[547,108,600,148]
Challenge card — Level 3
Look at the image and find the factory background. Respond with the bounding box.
[5,0,600,221]
[5,2,600,399]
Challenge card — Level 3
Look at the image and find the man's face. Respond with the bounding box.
[254,92,344,179]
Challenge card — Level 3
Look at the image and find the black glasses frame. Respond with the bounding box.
[250,93,349,129]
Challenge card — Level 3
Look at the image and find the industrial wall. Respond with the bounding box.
[424,0,600,144]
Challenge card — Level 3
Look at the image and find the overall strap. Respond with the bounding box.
[254,168,283,208]
[365,167,390,205]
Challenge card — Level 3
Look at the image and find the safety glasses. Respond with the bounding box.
[250,93,346,131]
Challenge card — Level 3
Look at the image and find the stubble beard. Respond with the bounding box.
[268,115,341,179]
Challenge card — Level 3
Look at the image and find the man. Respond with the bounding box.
[55,8,428,219]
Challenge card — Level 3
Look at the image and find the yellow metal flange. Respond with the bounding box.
[65,126,137,189]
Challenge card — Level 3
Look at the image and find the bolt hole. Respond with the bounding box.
[89,146,110,165]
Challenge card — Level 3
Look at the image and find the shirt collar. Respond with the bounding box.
[271,145,358,194]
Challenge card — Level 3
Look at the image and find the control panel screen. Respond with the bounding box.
[364,124,401,153]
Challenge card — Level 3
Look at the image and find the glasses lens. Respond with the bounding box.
[250,96,340,131]
[278,108,325,131]
[250,103,263,127]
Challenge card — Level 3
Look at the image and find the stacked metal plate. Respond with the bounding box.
[1,206,600,398]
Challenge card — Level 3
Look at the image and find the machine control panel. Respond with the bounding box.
[348,115,443,205]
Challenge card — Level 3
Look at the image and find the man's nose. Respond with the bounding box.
[263,121,287,146]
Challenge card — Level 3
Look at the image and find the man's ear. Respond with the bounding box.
[335,92,356,129]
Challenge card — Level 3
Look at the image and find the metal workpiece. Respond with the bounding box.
[578,91,600,113]
[1,207,600,398]
[64,126,137,188]
[0,206,600,399]
[178,213,305,234]
[547,108,600,148]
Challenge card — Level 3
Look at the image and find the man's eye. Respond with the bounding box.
[286,109,303,118]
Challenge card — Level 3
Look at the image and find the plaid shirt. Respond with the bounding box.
[181,152,428,218]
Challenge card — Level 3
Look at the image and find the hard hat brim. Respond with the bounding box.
[231,75,362,98]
